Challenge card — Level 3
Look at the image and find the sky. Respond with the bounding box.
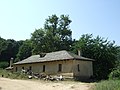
[0,0,120,45]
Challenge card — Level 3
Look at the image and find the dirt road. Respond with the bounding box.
[0,77,93,90]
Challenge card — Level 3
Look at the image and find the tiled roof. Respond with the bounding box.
[14,50,94,65]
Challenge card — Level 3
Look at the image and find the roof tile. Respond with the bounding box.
[14,50,94,65]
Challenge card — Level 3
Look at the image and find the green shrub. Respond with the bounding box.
[0,62,9,69]
[93,80,120,90]
[0,69,28,79]
[109,69,120,80]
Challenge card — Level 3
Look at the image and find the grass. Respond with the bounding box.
[3,68,120,90]
[92,80,120,90]
[0,69,28,79]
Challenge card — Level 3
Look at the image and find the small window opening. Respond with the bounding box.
[29,66,32,70]
[58,64,62,72]
[43,65,45,72]
[77,64,80,72]
[15,67,18,72]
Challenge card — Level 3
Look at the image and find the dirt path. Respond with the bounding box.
[0,77,93,90]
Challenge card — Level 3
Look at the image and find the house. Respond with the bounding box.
[13,50,94,80]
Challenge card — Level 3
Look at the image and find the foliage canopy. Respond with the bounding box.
[72,34,119,79]
[31,14,72,54]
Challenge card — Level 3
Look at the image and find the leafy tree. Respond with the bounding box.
[31,14,72,54]
[0,37,23,68]
[0,37,7,60]
[72,34,119,80]
[1,39,22,60]
[117,47,120,61]
[31,28,46,54]
[16,40,32,61]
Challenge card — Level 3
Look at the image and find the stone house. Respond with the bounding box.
[13,50,94,80]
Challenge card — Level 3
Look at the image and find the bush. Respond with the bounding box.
[109,61,120,80]
[93,80,120,90]
[0,69,27,79]
[109,69,120,80]
[0,62,9,69]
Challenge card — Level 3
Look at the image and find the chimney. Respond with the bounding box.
[78,50,81,56]
[10,58,13,67]
[39,53,46,58]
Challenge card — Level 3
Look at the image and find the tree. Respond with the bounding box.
[117,47,120,61]
[31,14,72,54]
[16,40,32,61]
[2,39,22,60]
[0,38,22,61]
[0,37,23,68]
[0,37,7,61]
[31,28,46,54]
[72,34,119,80]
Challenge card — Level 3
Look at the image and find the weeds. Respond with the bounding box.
[0,69,27,79]
[93,80,120,90]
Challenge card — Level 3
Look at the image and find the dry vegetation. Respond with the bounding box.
[0,69,93,90]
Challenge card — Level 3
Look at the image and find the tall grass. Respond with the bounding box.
[0,69,27,79]
[93,80,120,90]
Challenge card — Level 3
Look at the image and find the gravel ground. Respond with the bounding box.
[0,77,93,90]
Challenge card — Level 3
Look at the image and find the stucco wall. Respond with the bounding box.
[13,59,93,79]
[13,60,73,75]
[73,60,93,79]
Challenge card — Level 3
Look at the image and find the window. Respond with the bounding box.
[58,64,62,72]
[15,67,17,72]
[77,64,80,72]
[43,65,45,72]
[29,66,32,70]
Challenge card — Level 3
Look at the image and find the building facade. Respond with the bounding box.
[13,50,94,79]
